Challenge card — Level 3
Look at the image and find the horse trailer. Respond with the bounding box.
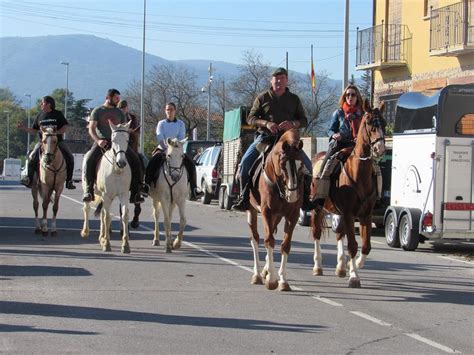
[218,106,253,210]
[384,84,474,250]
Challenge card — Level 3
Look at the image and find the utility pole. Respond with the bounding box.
[343,0,350,91]
[140,0,147,154]
[206,62,213,141]
[24,94,31,155]
[60,61,69,139]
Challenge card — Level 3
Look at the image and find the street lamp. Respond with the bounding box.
[24,94,31,155]
[3,110,10,159]
[201,62,213,141]
[60,61,69,139]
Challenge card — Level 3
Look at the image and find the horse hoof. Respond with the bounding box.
[80,231,89,239]
[265,279,278,290]
[278,282,291,291]
[35,228,41,234]
[313,268,323,276]
[50,231,57,237]
[165,246,172,253]
[103,244,111,252]
[122,245,131,254]
[251,275,263,285]
[173,240,182,250]
[261,269,269,279]
[152,240,160,246]
[335,268,347,278]
[130,218,140,229]
[349,278,361,288]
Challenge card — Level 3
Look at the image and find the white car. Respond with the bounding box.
[194,144,222,204]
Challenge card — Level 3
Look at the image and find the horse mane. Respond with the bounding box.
[279,128,300,147]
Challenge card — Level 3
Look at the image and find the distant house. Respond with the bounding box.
[356,0,474,125]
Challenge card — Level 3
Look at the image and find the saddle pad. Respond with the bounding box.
[313,159,323,177]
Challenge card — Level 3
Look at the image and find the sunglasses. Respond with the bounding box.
[346,93,357,97]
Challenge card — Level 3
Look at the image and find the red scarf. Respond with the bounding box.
[342,102,361,139]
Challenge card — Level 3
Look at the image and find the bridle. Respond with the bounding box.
[356,111,385,161]
[102,129,129,169]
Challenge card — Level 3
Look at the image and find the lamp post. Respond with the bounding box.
[139,0,147,155]
[60,61,69,139]
[206,62,213,140]
[4,110,10,159]
[24,94,31,155]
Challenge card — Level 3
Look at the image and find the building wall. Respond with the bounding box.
[373,0,474,102]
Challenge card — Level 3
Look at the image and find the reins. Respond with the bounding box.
[163,154,185,204]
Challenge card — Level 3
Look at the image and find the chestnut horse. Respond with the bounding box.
[310,100,386,288]
[31,127,67,236]
[247,129,306,291]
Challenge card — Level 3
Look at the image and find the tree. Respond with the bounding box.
[359,70,372,103]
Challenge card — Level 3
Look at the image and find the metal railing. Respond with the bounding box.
[356,23,412,67]
[430,1,473,52]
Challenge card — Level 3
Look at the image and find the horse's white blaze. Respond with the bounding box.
[285,160,301,203]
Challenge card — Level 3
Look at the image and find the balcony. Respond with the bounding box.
[430,1,474,56]
[356,23,412,71]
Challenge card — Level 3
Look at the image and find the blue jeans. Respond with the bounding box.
[239,134,312,188]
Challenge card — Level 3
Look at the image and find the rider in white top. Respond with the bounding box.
[156,115,186,150]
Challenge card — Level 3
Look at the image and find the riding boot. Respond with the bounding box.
[183,155,202,200]
[232,182,250,211]
[301,174,318,211]
[145,153,165,188]
[59,142,76,189]
[82,145,101,202]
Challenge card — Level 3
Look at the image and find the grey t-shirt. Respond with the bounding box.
[90,105,126,140]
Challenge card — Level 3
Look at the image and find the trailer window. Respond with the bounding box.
[456,114,474,135]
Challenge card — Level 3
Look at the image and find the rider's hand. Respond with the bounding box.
[98,139,108,148]
[278,120,296,131]
[265,121,279,134]
[332,133,342,141]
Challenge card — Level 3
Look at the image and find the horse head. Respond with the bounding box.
[359,99,386,160]
[270,129,305,204]
[109,121,131,169]
[165,137,187,182]
[40,127,58,165]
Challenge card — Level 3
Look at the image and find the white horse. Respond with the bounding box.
[81,121,132,253]
[31,127,67,236]
[149,137,188,253]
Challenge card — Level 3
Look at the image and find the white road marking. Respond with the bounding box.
[350,311,392,327]
[404,333,461,353]
[438,255,473,265]
[313,296,343,307]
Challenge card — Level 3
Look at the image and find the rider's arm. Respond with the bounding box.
[156,120,166,148]
[177,120,186,140]
[17,123,38,135]
[328,109,341,140]
[88,121,102,144]
[56,124,68,135]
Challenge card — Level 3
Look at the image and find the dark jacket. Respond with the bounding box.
[327,108,363,141]
[247,87,307,134]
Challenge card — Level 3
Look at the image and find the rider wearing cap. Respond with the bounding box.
[232,67,314,211]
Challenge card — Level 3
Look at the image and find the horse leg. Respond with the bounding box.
[50,191,61,237]
[335,233,347,278]
[173,200,186,250]
[101,199,112,252]
[247,209,262,285]
[356,216,372,270]
[120,195,131,254]
[311,208,324,276]
[278,215,298,291]
[40,190,51,236]
[81,202,91,238]
[32,187,41,234]
[130,203,141,229]
[262,210,278,290]
[345,219,361,288]
[162,204,173,253]
[152,198,161,246]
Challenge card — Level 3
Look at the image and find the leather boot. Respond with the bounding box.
[232,184,250,211]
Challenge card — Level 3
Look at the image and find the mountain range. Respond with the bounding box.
[0,34,341,107]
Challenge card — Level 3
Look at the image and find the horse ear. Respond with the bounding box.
[109,121,117,131]
[363,98,371,113]
[167,137,173,146]
[124,121,131,130]
[181,137,188,144]
[298,139,304,150]
[41,127,47,133]
[378,101,385,113]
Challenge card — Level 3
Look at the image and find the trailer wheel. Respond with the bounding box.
[384,212,400,248]
[399,214,419,251]
[201,181,212,205]
[223,188,233,210]
[218,187,225,209]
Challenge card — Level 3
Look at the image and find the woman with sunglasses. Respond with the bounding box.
[313,84,364,202]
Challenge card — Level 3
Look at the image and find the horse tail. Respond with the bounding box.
[94,201,103,218]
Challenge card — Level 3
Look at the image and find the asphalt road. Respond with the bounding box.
[0,181,473,354]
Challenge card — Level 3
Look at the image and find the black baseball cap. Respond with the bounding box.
[272,67,288,76]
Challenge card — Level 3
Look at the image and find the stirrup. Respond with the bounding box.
[131,194,145,204]
[232,197,249,211]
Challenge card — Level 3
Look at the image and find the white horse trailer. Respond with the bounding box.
[384,84,474,250]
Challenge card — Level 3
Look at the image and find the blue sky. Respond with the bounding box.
[1,0,373,79]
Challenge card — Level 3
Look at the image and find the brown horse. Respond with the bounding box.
[310,100,386,288]
[247,128,306,291]
[31,127,67,236]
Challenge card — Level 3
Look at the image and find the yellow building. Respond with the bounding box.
[356,0,474,125]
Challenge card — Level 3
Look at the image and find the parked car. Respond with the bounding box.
[183,140,220,161]
[194,144,222,204]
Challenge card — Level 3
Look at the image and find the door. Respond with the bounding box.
[443,145,474,231]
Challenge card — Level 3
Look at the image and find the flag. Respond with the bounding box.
[311,61,316,94]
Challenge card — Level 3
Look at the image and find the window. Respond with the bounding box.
[456,114,474,135]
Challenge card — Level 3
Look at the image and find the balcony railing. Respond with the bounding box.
[430,1,474,56]
[356,23,412,70]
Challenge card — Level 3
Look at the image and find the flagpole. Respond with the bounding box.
[311,44,315,105]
